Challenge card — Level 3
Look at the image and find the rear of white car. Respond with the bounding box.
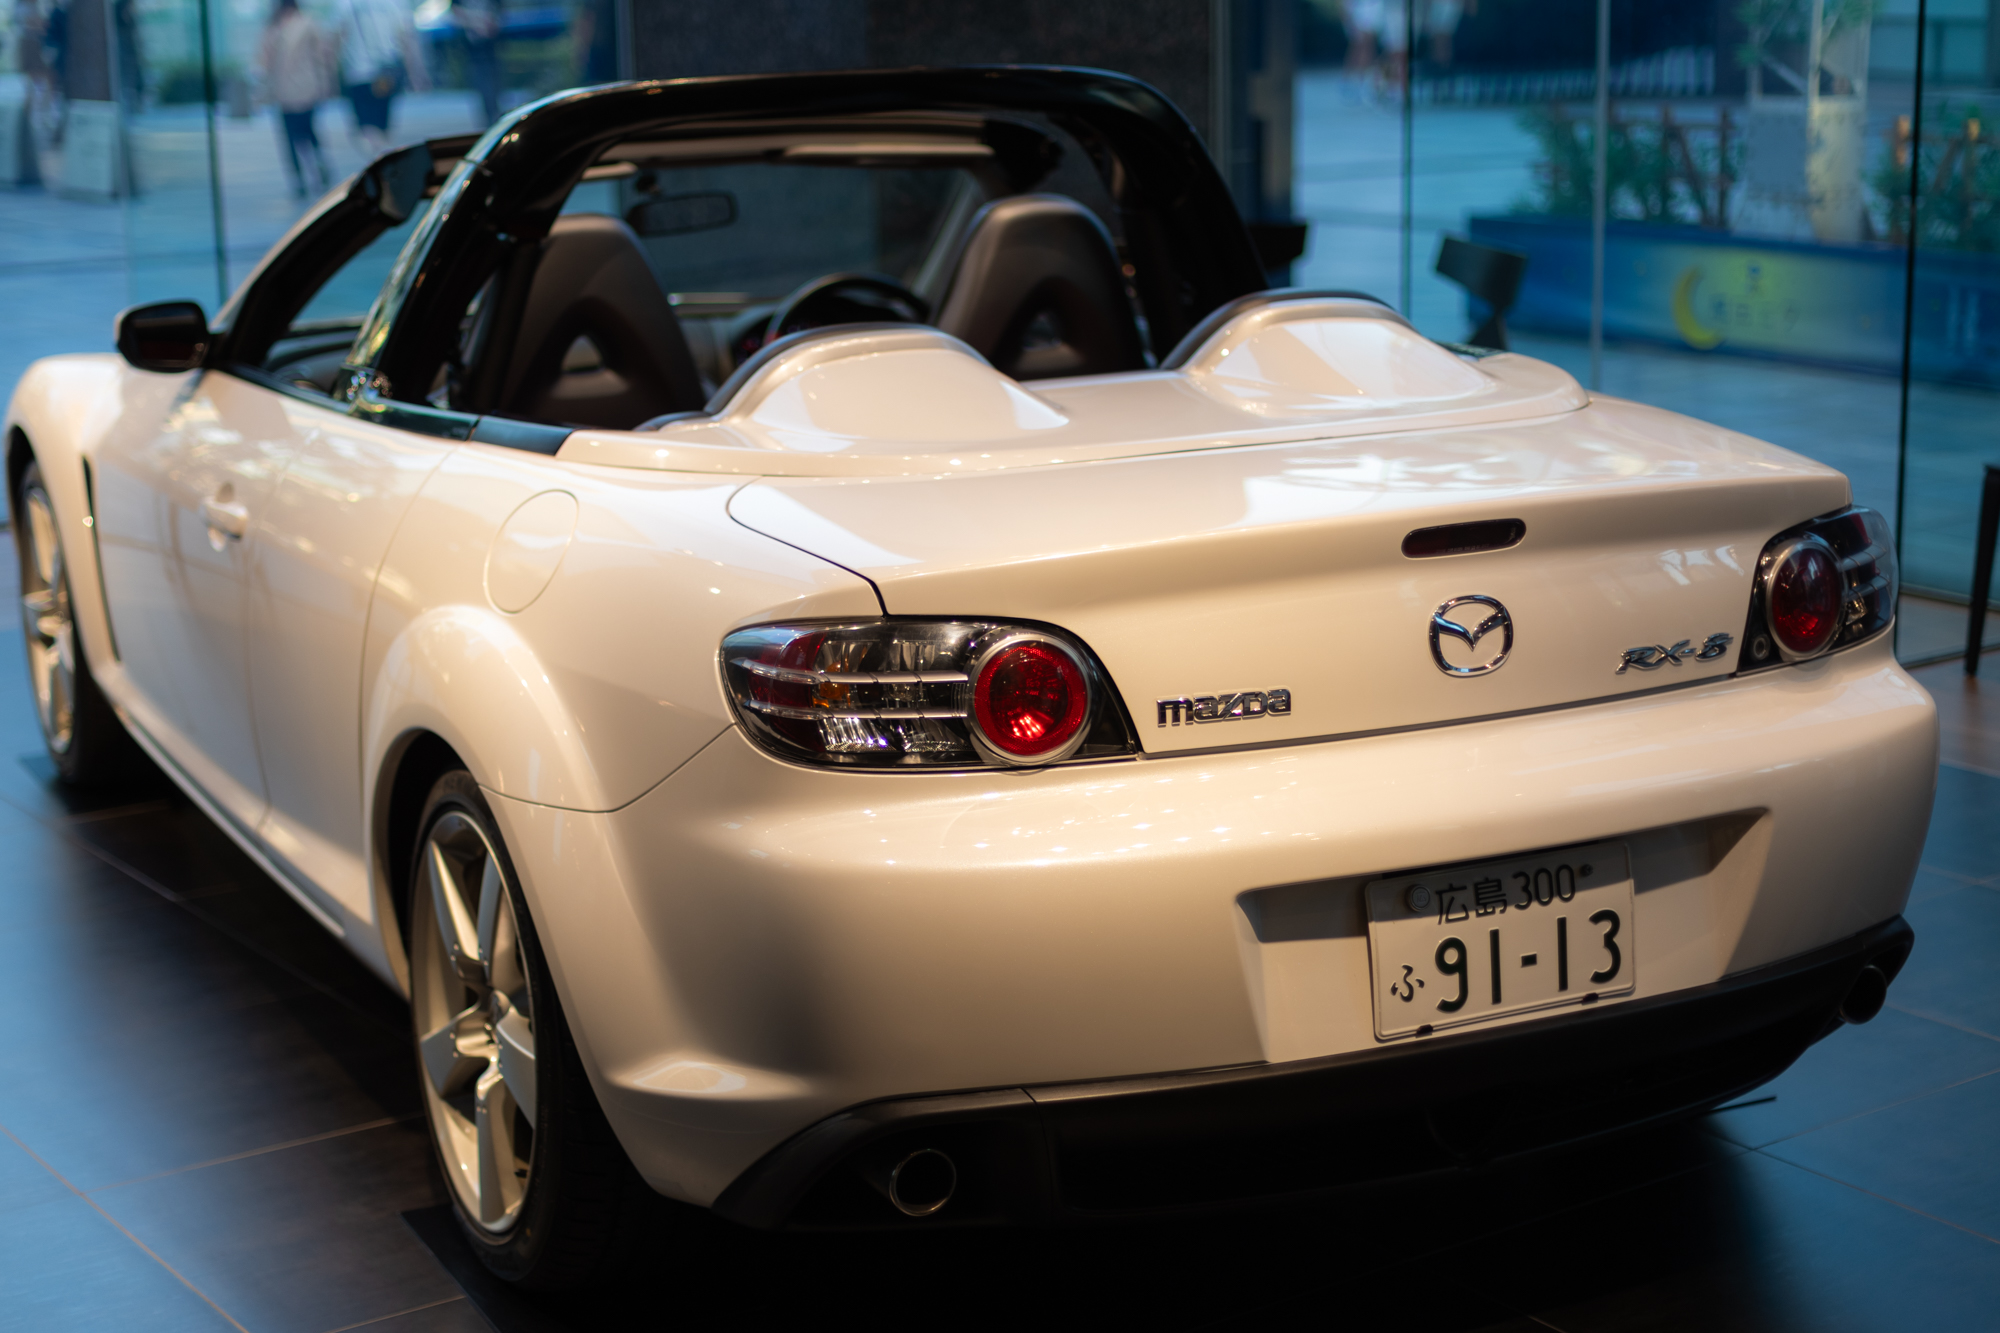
[504,370,1936,1225]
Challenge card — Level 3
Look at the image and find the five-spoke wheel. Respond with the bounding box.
[18,472,77,756]
[411,796,540,1232]
[11,459,134,785]
[406,770,649,1288]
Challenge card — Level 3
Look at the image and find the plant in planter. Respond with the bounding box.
[1515,104,1740,229]
[1871,106,2000,252]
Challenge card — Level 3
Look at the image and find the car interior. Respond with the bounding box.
[254,113,1158,434]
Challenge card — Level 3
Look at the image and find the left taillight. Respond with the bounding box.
[721,620,1135,768]
[1741,507,1896,670]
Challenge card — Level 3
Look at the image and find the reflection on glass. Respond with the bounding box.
[1296,0,1973,658]
[0,0,616,398]
[1898,36,2000,616]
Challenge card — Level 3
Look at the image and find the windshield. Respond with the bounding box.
[610,162,978,300]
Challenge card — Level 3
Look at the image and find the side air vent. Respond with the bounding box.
[1401,518,1527,559]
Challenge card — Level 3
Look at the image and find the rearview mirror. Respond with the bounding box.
[627,191,737,237]
[116,301,210,372]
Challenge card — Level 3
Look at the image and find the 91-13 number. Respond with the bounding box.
[1432,910,1621,1013]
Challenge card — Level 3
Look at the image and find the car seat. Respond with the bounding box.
[501,213,707,429]
[934,194,1146,380]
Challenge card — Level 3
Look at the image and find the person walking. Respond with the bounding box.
[449,0,501,127]
[257,0,333,197]
[332,0,429,154]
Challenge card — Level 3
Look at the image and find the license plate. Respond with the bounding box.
[1365,841,1634,1040]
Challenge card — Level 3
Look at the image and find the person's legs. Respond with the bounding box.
[1425,0,1465,67]
[294,106,330,191]
[278,108,309,194]
[344,80,390,153]
[1345,0,1383,72]
[1377,0,1409,92]
[468,38,500,125]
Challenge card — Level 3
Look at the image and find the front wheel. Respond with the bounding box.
[407,770,651,1289]
[13,459,138,785]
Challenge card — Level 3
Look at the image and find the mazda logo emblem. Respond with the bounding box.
[1430,595,1513,676]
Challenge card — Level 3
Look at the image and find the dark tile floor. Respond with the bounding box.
[0,592,1995,1331]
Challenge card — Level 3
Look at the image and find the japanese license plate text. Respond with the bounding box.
[1365,842,1635,1040]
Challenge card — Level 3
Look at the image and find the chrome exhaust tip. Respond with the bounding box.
[1839,964,1889,1025]
[874,1148,956,1217]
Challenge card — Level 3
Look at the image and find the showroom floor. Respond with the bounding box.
[0,559,1997,1331]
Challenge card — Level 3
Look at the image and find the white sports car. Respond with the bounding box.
[7,69,1935,1286]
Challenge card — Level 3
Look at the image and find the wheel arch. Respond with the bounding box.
[5,359,140,683]
[7,424,33,563]
[372,727,469,993]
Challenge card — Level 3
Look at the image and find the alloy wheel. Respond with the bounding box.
[19,483,76,756]
[413,809,539,1232]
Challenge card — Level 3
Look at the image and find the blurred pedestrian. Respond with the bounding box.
[15,0,60,142]
[258,0,334,196]
[332,0,429,155]
[1342,0,1408,96]
[1423,0,1474,70]
[112,0,141,111]
[449,0,500,126]
[572,0,617,85]
[41,0,68,143]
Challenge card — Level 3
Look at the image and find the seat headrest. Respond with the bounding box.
[502,213,706,428]
[935,194,1146,380]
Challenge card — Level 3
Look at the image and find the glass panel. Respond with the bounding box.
[1389,1,1914,641]
[1293,2,1406,308]
[1894,0,2000,658]
[0,0,168,395]
[0,1,619,405]
[1297,0,1937,656]
[123,0,229,312]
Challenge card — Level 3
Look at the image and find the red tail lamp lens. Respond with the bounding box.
[973,640,1090,759]
[1768,541,1842,657]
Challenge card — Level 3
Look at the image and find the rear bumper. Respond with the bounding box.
[485,634,1935,1207]
[714,916,1913,1228]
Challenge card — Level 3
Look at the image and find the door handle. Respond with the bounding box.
[201,494,249,540]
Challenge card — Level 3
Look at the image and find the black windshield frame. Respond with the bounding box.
[360,67,1266,412]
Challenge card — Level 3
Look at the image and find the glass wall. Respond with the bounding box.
[1896,0,2000,619]
[6,0,1993,661]
[0,0,620,396]
[1296,0,1993,664]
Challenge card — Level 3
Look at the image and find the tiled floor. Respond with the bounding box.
[0,543,1994,1330]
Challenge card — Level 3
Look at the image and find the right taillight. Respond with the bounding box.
[1741,507,1896,669]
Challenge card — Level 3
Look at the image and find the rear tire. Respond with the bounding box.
[12,459,139,785]
[407,770,652,1289]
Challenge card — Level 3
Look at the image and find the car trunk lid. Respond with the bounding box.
[725,396,1850,751]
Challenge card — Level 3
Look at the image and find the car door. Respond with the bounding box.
[92,377,294,826]
[245,391,467,923]
[221,174,473,925]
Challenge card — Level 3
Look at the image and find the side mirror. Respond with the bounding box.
[116,301,210,372]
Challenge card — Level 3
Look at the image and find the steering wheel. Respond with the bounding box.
[763,272,930,345]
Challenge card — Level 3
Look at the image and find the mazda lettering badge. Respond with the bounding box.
[1430,595,1513,676]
